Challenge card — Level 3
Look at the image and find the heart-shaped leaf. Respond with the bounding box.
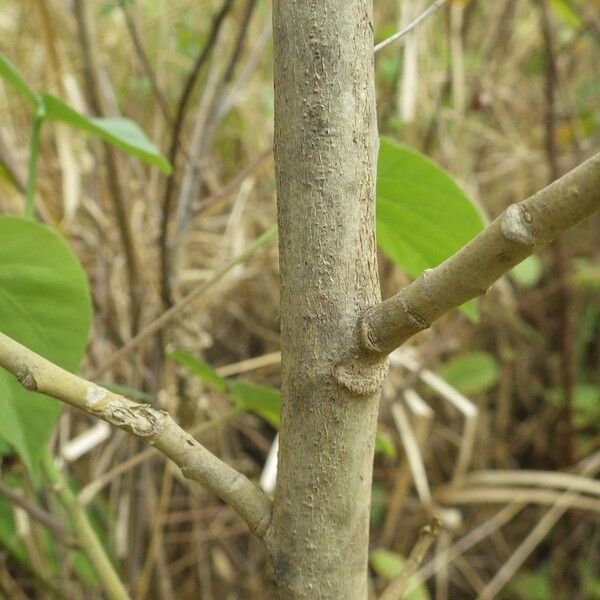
[376,138,484,321]
[0,216,91,471]
[438,351,500,394]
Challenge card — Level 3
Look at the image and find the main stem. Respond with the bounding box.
[269,1,384,597]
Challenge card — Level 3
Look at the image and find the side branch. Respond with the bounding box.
[361,151,600,356]
[0,332,272,539]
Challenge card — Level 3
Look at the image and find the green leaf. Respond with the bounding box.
[0,436,11,456]
[375,431,397,459]
[170,350,282,427]
[547,384,600,426]
[438,351,500,394]
[370,549,430,600]
[168,351,228,393]
[0,491,27,565]
[510,567,552,600]
[581,565,600,599]
[572,384,600,427]
[0,216,92,471]
[550,0,581,29]
[511,255,543,287]
[573,260,600,291]
[42,94,172,174]
[370,482,388,528]
[376,138,484,321]
[0,51,39,107]
[230,381,281,427]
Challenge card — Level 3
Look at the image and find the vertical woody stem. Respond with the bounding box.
[269,1,384,597]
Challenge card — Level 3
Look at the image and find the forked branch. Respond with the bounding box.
[0,332,272,539]
[360,151,600,356]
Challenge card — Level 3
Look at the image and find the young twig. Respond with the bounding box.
[539,0,575,465]
[357,151,600,357]
[117,0,172,124]
[375,0,448,53]
[73,0,143,333]
[379,518,441,600]
[173,0,259,257]
[0,332,272,540]
[0,480,67,540]
[91,225,276,378]
[43,454,132,600]
[159,0,235,308]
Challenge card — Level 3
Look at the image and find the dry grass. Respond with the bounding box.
[0,0,599,598]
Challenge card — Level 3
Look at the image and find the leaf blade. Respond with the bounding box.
[376,138,484,321]
[0,51,39,107]
[0,216,92,471]
[438,351,500,394]
[168,351,228,393]
[42,94,172,174]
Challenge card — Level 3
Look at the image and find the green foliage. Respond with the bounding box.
[509,567,552,600]
[369,482,388,527]
[438,351,500,394]
[573,259,600,291]
[42,94,171,174]
[100,0,133,15]
[0,436,11,455]
[511,255,543,287]
[170,350,393,450]
[0,51,38,107]
[581,565,600,599]
[370,548,430,599]
[547,383,600,427]
[376,138,484,321]
[168,351,280,425]
[169,350,228,393]
[0,49,171,219]
[375,430,397,459]
[550,0,582,30]
[0,473,98,585]
[0,490,27,565]
[0,216,92,471]
[575,303,599,374]
[230,381,281,428]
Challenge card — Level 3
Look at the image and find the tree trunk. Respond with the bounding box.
[268,1,386,597]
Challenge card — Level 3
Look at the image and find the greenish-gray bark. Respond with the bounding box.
[268,1,387,597]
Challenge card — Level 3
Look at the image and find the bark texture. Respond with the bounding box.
[269,1,385,597]
[360,151,600,356]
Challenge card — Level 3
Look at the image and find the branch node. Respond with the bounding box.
[90,394,166,438]
[359,315,382,353]
[16,369,38,391]
[180,464,194,480]
[86,384,110,410]
[501,203,535,245]
[253,509,272,539]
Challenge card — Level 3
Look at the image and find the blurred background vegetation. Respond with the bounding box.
[0,0,599,598]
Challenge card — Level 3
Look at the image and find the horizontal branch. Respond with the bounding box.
[0,332,272,539]
[361,151,600,356]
